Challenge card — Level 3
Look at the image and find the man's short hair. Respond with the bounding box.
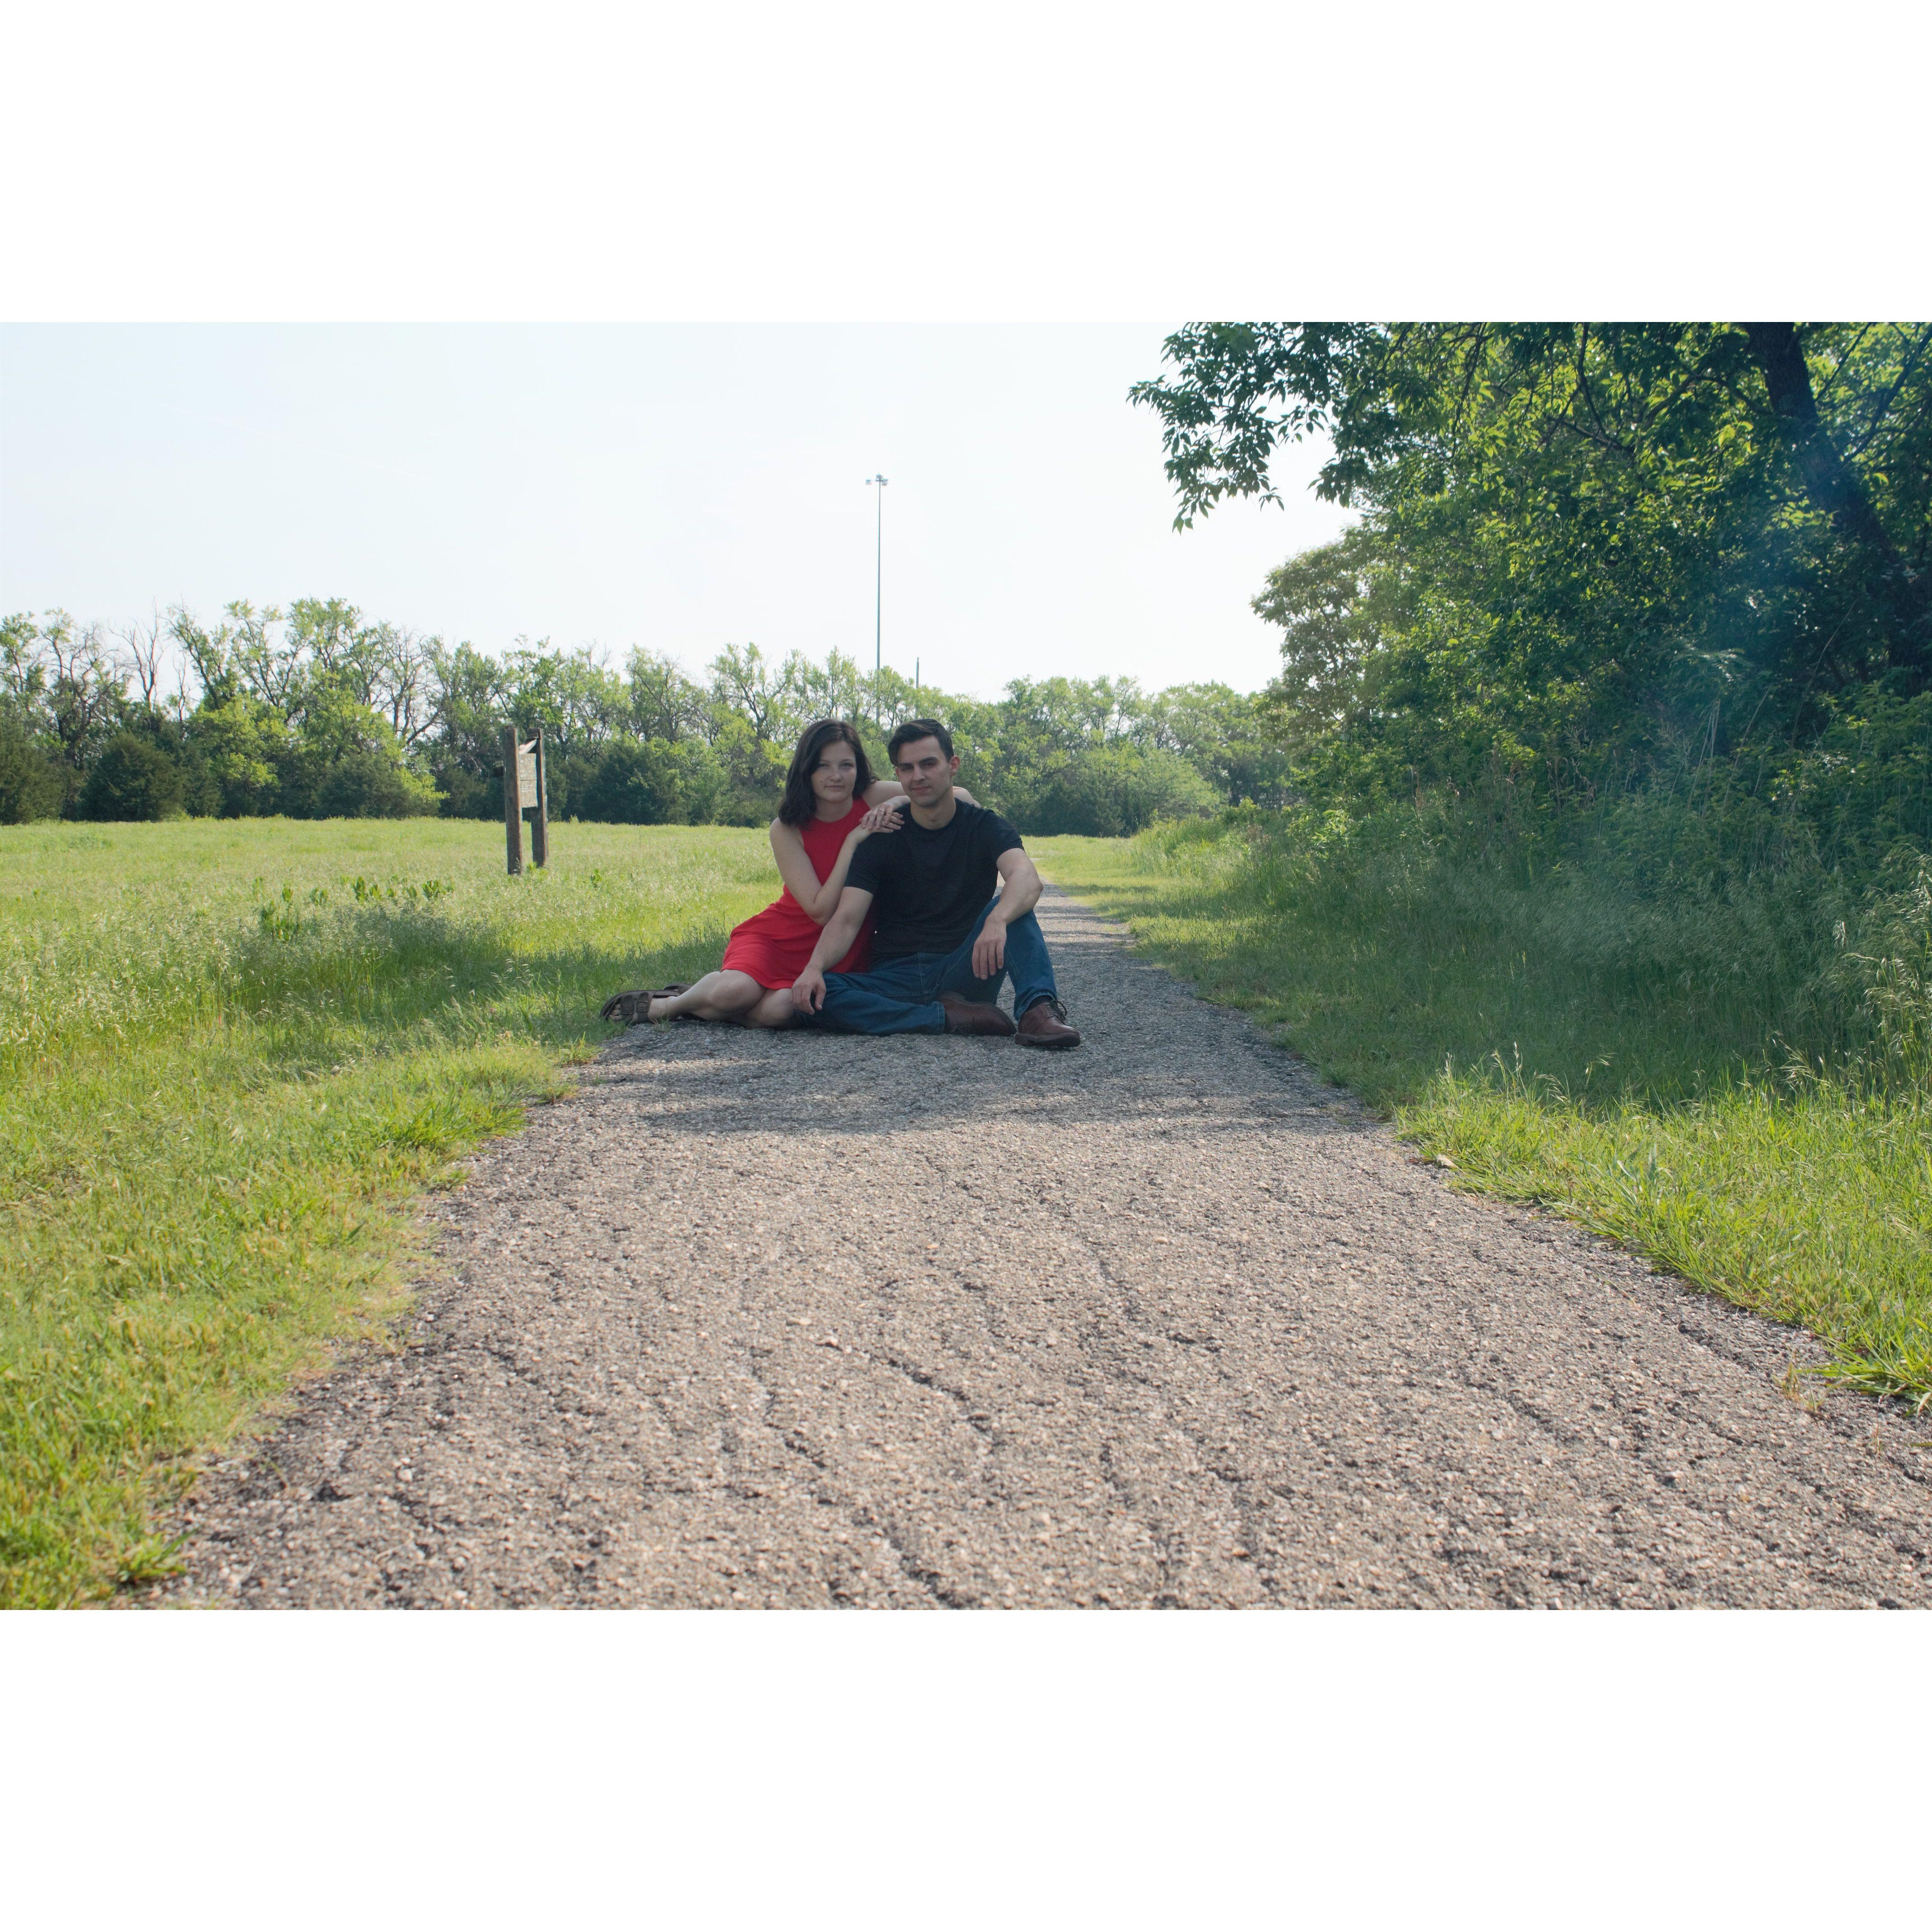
[888,718,954,763]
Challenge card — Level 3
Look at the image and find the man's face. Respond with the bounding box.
[893,737,959,805]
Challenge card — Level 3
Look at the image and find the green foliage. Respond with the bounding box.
[1251,523,1404,754]
[77,731,183,822]
[0,715,64,824]
[3,599,1271,837]
[704,711,792,825]
[189,691,289,816]
[1148,681,1295,808]
[1000,742,1220,837]
[575,736,729,825]
[922,673,1267,830]
[313,747,440,819]
[1138,323,1932,817]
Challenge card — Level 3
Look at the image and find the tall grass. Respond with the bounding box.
[1,819,778,1607]
[1033,810,1932,1407]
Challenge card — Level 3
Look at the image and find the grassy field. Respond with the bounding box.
[1,818,778,1607]
[1031,828,1932,1412]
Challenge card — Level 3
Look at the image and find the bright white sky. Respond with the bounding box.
[1,324,1352,703]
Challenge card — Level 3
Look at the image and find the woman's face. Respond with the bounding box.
[811,740,859,805]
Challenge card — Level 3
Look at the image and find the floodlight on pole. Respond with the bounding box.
[865,474,888,721]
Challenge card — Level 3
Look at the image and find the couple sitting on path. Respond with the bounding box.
[602,716,1081,1048]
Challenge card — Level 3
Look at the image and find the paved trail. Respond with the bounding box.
[154,890,1932,1608]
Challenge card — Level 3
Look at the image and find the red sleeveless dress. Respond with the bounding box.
[720,800,875,989]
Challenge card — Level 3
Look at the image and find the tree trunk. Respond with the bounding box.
[1742,322,1928,678]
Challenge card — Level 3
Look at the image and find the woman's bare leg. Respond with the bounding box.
[648,970,766,1023]
[744,988,796,1029]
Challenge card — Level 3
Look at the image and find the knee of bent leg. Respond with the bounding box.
[708,971,765,1013]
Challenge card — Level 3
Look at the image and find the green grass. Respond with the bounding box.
[1033,824,1932,1410]
[1,818,778,1607]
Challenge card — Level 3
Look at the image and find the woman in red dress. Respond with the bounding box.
[628,719,973,1029]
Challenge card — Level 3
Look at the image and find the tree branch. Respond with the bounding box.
[1842,322,1932,461]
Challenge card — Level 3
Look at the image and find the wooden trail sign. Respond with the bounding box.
[503,726,549,874]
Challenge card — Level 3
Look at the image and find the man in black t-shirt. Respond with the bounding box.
[791,720,1080,1048]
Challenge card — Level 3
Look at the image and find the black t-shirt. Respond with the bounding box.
[845,799,1025,960]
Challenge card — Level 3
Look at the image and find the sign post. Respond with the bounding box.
[531,729,549,868]
[503,726,549,874]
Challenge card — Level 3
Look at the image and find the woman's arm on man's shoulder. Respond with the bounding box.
[769,810,898,923]
[768,819,834,918]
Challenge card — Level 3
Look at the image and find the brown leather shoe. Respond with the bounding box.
[939,992,1016,1037]
[1016,997,1080,1049]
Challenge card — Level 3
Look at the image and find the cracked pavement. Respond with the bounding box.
[146,889,1932,1608]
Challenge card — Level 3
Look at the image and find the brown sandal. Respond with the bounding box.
[599,985,691,1025]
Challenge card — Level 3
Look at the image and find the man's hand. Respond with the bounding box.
[971,913,1009,981]
[792,961,828,1013]
[798,886,873,1002]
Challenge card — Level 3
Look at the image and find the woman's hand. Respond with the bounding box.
[857,798,907,836]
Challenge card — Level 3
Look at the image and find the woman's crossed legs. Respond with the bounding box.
[649,971,794,1028]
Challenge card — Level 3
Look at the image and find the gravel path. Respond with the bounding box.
[149,889,1932,1608]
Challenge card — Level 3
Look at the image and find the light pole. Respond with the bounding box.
[865,474,887,723]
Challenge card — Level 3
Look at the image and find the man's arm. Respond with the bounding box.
[791,885,875,1013]
[971,848,1042,980]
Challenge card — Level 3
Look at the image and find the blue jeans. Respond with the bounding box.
[808,896,1059,1035]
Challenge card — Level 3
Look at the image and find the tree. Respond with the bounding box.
[1132,323,1931,700]
[1,615,54,744]
[707,642,799,744]
[425,640,508,816]
[41,612,130,776]
[32,589,1307,838]
[77,731,181,821]
[118,607,170,716]
[795,649,868,727]
[1008,743,1218,837]
[1248,526,1399,752]
[187,689,289,816]
[578,738,726,825]
[1740,322,1930,676]
[313,747,438,818]
[1150,681,1296,805]
[625,649,710,742]
[0,715,62,823]
[226,601,304,713]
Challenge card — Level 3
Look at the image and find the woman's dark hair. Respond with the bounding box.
[778,719,876,827]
